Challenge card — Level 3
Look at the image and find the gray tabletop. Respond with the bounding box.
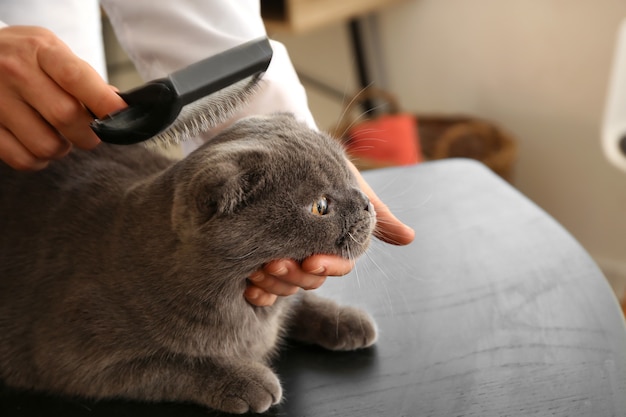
[275,159,626,416]
[2,159,625,417]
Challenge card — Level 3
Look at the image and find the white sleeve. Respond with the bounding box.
[0,0,107,79]
[100,0,316,149]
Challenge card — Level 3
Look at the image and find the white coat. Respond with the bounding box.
[0,0,316,154]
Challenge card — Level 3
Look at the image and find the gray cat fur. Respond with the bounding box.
[0,114,377,414]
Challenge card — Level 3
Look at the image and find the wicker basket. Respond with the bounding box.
[331,87,518,181]
[417,115,518,182]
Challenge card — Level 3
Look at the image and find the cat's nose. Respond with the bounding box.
[358,190,371,211]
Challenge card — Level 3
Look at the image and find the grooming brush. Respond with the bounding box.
[90,37,273,146]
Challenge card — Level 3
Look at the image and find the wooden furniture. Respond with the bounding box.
[261,0,404,34]
[262,0,407,112]
[2,159,625,416]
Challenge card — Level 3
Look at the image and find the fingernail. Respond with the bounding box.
[249,271,264,282]
[245,288,259,301]
[270,265,288,277]
[309,265,326,275]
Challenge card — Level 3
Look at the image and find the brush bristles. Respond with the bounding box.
[145,75,263,149]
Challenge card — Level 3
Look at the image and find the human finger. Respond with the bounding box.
[369,192,416,245]
[244,285,278,307]
[300,254,355,277]
[263,259,328,289]
[0,125,49,170]
[244,257,333,307]
[1,27,125,149]
[248,267,303,296]
[36,37,127,118]
[17,67,102,150]
[348,160,415,245]
[0,96,71,161]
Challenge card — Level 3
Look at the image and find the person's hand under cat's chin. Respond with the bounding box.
[244,160,415,307]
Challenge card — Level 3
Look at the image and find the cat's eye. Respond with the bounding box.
[311,197,329,216]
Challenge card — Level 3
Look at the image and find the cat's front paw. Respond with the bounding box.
[212,362,282,414]
[288,294,378,351]
[318,306,378,351]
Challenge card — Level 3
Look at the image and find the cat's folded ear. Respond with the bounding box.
[171,151,267,236]
[195,164,265,219]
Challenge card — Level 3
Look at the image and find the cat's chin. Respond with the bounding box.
[335,218,376,260]
[336,238,372,262]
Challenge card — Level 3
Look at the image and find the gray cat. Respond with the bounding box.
[0,113,377,414]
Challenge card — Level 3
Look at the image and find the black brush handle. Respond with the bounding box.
[171,37,272,105]
[90,37,273,145]
[90,82,178,145]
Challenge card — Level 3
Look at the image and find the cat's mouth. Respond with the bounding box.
[336,216,376,260]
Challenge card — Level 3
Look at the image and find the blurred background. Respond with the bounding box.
[103,0,626,305]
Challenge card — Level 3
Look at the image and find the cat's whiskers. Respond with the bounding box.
[340,243,362,289]
[373,224,413,246]
[359,243,397,316]
[346,130,388,146]
[371,191,427,244]
[368,172,433,212]
[347,128,387,137]
[381,192,433,213]
[363,246,393,283]
[350,246,363,289]
[337,103,389,140]
[344,132,390,155]
[347,232,360,245]
[332,83,374,137]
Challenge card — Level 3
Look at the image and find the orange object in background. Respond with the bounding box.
[334,87,422,170]
[346,112,422,168]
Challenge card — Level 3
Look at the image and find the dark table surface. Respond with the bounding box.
[2,159,625,416]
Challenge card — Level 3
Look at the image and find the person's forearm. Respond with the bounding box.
[100,0,316,145]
